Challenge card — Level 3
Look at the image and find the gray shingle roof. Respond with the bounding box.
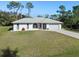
[12,17,62,24]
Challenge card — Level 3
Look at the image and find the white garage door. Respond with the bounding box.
[48,24,59,30]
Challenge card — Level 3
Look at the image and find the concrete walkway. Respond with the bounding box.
[55,29,79,39]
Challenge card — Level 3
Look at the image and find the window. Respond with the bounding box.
[27,24,29,29]
[33,23,38,28]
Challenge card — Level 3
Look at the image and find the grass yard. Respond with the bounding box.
[0,27,79,56]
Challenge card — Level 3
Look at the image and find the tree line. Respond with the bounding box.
[57,5,79,29]
[0,1,79,29]
[0,1,33,26]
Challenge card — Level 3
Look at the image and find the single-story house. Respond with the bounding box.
[12,17,62,31]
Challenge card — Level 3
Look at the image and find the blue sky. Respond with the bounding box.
[0,1,79,17]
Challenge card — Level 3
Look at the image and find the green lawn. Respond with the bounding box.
[0,27,79,57]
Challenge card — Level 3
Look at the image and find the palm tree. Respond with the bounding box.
[26,2,33,17]
[59,5,65,11]
[59,5,66,16]
[57,5,66,22]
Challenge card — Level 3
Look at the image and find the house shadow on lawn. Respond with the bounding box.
[0,47,19,57]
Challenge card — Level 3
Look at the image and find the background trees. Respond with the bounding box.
[50,14,58,20]
[7,1,24,15]
[57,5,66,22]
[26,2,33,17]
[7,1,24,19]
[44,14,49,18]
[0,11,12,26]
[56,5,79,29]
[0,1,33,26]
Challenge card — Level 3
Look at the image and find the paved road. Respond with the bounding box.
[55,29,79,39]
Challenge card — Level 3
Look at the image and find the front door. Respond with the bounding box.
[43,23,46,29]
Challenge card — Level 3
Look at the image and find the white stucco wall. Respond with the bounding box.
[29,24,33,30]
[19,24,27,31]
[13,23,61,31]
[13,23,33,31]
[13,24,18,31]
[59,24,61,30]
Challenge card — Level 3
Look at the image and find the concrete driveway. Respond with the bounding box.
[55,29,79,39]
